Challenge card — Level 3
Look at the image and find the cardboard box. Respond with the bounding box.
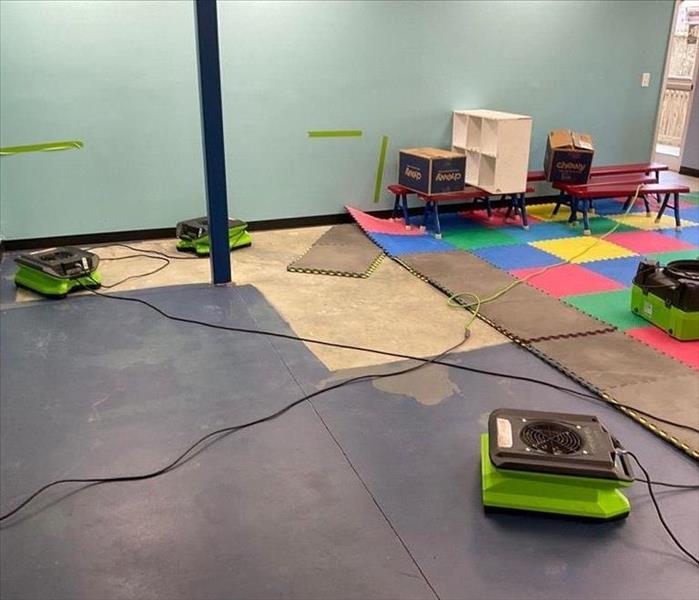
[544,129,594,184]
[398,147,466,194]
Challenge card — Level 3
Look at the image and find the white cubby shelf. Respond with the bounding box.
[451,109,532,195]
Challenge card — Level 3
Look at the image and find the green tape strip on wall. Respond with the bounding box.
[0,140,84,156]
[307,130,362,138]
[373,135,389,203]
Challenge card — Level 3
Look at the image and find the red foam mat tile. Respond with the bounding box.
[606,230,696,254]
[511,264,624,297]
[346,206,423,236]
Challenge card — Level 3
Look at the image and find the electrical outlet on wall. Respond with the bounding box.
[641,73,651,87]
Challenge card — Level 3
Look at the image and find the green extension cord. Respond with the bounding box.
[448,185,644,333]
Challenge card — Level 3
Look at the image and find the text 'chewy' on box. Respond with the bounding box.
[544,129,594,184]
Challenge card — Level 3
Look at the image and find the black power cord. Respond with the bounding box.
[97,254,171,289]
[76,286,698,435]
[623,451,699,566]
[90,242,200,260]
[0,333,468,522]
[634,478,699,489]
[89,237,246,289]
[82,242,697,436]
[2,287,698,569]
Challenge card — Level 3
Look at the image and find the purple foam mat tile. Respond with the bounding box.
[288,241,383,276]
[397,251,517,298]
[314,223,380,247]
[476,283,613,341]
[531,331,692,391]
[606,375,699,451]
[399,251,611,341]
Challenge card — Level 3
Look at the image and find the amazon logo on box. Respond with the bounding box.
[399,148,466,194]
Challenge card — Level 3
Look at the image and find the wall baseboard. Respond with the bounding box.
[679,166,699,178]
[2,194,560,251]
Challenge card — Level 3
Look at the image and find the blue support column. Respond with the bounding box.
[194,0,231,284]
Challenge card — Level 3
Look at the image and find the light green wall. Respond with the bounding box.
[0,0,673,240]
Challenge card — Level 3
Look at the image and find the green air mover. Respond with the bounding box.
[176,217,251,256]
[631,259,699,341]
[481,408,634,520]
[14,246,102,298]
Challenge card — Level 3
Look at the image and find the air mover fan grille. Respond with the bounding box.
[520,422,583,455]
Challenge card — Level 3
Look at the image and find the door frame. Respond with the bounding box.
[651,0,699,171]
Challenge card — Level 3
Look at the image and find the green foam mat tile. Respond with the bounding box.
[584,216,638,235]
[681,192,699,205]
[563,289,649,330]
[442,228,520,250]
[532,330,692,390]
[645,248,699,263]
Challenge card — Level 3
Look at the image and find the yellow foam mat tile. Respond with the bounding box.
[529,236,636,263]
[525,203,573,222]
[608,213,698,230]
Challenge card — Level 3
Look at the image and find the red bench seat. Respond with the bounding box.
[561,183,689,234]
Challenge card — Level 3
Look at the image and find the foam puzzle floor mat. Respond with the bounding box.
[287,223,384,277]
[348,195,699,457]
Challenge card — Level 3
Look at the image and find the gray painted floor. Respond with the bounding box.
[1,284,697,600]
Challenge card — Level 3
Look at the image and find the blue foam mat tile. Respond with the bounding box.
[591,197,646,216]
[472,243,562,271]
[435,212,488,232]
[583,256,642,286]
[677,206,699,222]
[657,224,699,245]
[504,221,579,242]
[368,232,458,256]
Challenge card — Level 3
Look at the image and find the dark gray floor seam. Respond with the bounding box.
[244,303,440,599]
[307,397,442,600]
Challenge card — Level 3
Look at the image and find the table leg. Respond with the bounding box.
[421,201,432,232]
[519,193,529,229]
[655,193,670,222]
[391,194,400,221]
[433,201,442,239]
[401,193,411,229]
[673,192,681,231]
[503,194,513,219]
[553,190,565,216]
[581,200,591,235]
[484,195,493,218]
[568,195,578,224]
